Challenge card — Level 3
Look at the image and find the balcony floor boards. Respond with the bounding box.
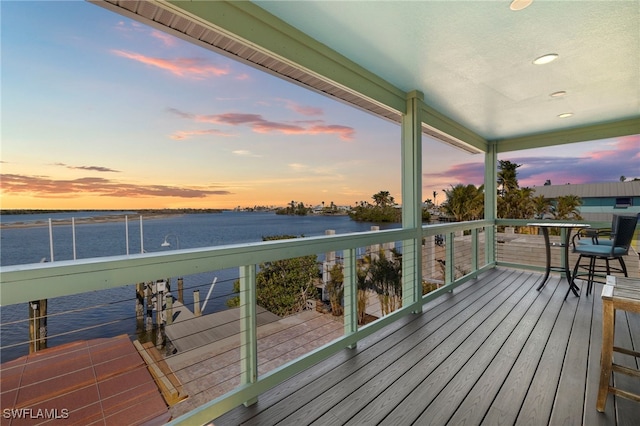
[214,268,640,426]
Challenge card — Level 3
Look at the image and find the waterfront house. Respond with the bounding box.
[1,1,639,425]
[533,181,640,222]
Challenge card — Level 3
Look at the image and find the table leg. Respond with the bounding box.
[536,227,551,291]
[597,299,615,412]
[564,228,580,298]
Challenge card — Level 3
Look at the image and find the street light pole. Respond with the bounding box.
[161,233,180,250]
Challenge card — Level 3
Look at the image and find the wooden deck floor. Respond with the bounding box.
[213,268,640,426]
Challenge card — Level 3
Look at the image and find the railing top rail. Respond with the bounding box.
[1,220,496,306]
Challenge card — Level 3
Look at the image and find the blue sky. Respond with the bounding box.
[1,1,638,210]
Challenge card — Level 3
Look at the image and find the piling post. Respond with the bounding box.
[177,277,184,303]
[38,299,47,351]
[135,283,144,320]
[28,301,37,354]
[194,290,201,316]
[154,280,168,326]
[28,300,47,353]
[145,281,153,331]
[166,293,173,325]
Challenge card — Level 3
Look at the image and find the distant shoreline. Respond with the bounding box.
[0,213,184,229]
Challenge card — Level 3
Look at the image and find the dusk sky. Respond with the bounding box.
[2,2,638,210]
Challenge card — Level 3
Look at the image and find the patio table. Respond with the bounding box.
[527,222,590,299]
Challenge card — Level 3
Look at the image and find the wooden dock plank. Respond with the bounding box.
[480,278,568,426]
[446,276,555,426]
[379,272,538,425]
[412,273,544,425]
[516,281,582,425]
[548,280,593,426]
[313,270,522,425]
[583,282,617,426]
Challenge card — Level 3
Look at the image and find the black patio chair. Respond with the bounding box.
[571,213,638,296]
[572,215,618,247]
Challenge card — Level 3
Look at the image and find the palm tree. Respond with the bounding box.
[442,184,484,221]
[372,191,394,207]
[552,195,583,220]
[532,195,551,219]
[497,160,521,196]
[367,248,402,315]
[498,187,536,219]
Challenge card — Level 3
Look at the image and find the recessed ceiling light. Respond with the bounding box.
[558,113,573,118]
[510,0,533,11]
[550,91,567,97]
[533,54,559,65]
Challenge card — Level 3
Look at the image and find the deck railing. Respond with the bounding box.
[9,218,634,423]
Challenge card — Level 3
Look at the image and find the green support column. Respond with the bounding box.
[485,141,498,266]
[240,264,258,407]
[401,90,424,313]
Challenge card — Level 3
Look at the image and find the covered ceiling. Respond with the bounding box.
[97,0,639,152]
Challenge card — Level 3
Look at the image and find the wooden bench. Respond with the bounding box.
[597,276,640,411]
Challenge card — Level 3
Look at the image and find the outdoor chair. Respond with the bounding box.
[573,215,618,247]
[571,214,639,296]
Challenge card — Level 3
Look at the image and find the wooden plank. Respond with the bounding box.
[134,340,187,407]
[332,271,533,425]
[516,280,583,424]
[549,280,593,426]
[480,273,569,425]
[409,273,544,424]
[211,270,640,426]
[583,283,617,426]
[220,268,514,425]
[447,276,561,425]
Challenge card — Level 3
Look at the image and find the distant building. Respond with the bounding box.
[532,181,640,222]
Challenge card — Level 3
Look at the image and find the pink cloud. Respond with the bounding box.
[167,109,355,141]
[150,30,177,47]
[170,129,235,140]
[111,50,229,78]
[0,174,231,198]
[280,99,323,116]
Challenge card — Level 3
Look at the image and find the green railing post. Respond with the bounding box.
[471,227,479,276]
[343,248,358,348]
[446,232,455,286]
[240,264,258,407]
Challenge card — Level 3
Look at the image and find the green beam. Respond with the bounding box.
[164,0,406,114]
[421,103,487,153]
[496,117,640,153]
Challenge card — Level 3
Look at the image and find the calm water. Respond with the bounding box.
[0,211,399,361]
